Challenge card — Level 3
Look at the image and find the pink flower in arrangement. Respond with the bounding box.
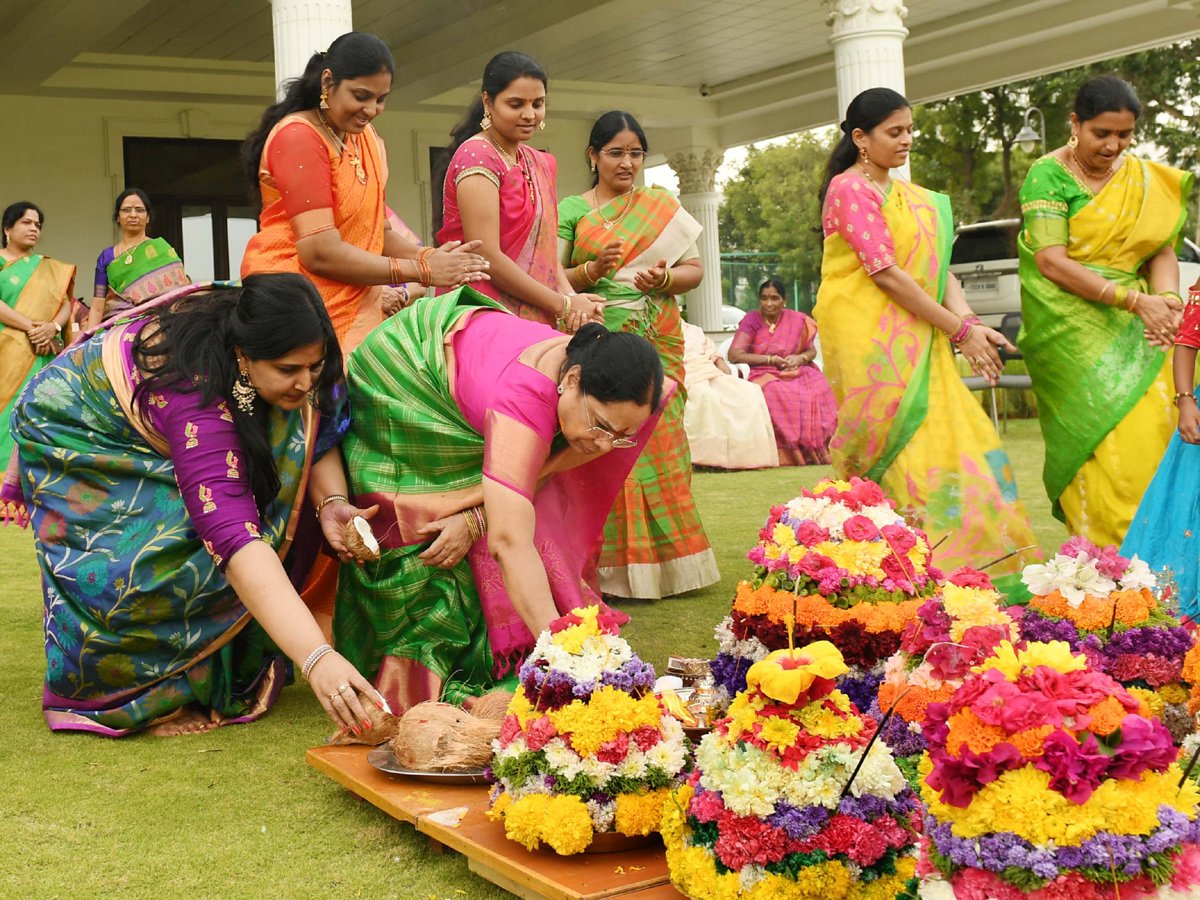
[1104,715,1177,780]
[796,552,836,579]
[758,505,787,541]
[880,553,914,585]
[880,523,917,554]
[500,714,523,746]
[630,725,661,753]
[747,546,768,566]
[714,811,789,870]
[925,641,978,682]
[972,680,1046,732]
[1033,730,1109,803]
[926,744,1024,807]
[688,788,725,823]
[953,869,1027,900]
[842,515,880,542]
[947,567,995,590]
[1095,544,1130,581]
[524,716,557,752]
[595,730,631,764]
[794,520,831,547]
[1060,535,1100,561]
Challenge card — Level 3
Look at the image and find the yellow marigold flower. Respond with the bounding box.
[973,639,1085,680]
[941,584,1009,642]
[757,715,801,752]
[814,478,853,493]
[1160,681,1190,704]
[772,523,798,550]
[797,704,862,739]
[542,795,594,855]
[746,642,848,704]
[487,791,512,822]
[829,690,853,713]
[507,687,539,727]
[503,794,551,851]
[548,686,662,756]
[614,787,671,836]
[1127,686,1165,721]
[764,544,782,561]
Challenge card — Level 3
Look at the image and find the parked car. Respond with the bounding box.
[950,219,1200,328]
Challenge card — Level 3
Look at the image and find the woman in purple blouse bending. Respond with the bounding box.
[4,273,383,737]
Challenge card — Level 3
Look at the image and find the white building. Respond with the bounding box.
[3,0,1198,329]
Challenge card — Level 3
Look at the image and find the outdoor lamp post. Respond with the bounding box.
[1015,106,1046,156]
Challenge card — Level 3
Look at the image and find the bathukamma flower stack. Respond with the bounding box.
[873,567,1019,781]
[1019,537,1196,743]
[488,604,689,855]
[917,639,1200,900]
[712,477,939,715]
[664,640,920,900]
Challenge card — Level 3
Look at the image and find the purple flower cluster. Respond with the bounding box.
[765,802,829,839]
[1102,625,1193,662]
[865,697,928,757]
[1018,607,1085,648]
[762,789,918,841]
[710,652,749,697]
[518,652,656,709]
[926,805,1200,879]
[838,669,884,716]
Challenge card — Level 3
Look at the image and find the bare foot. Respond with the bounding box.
[145,706,220,737]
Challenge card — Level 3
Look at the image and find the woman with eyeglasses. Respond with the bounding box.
[335,286,665,713]
[434,51,604,331]
[557,110,718,599]
[86,188,187,328]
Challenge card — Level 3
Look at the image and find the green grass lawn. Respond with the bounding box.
[0,418,1064,899]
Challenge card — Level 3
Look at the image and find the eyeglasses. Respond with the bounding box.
[120,207,147,214]
[598,149,646,161]
[583,396,638,448]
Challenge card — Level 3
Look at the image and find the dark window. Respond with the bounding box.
[951,226,1019,264]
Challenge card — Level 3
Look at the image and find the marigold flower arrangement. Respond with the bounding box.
[916,639,1200,900]
[712,478,939,717]
[873,568,1019,781]
[487,604,689,855]
[1019,537,1196,743]
[664,640,921,900]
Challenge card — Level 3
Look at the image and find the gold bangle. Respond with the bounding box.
[314,494,348,519]
[558,294,573,323]
[1127,290,1141,314]
[1114,284,1129,308]
[1097,281,1114,305]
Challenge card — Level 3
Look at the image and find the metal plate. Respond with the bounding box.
[367,745,490,784]
[964,277,1000,297]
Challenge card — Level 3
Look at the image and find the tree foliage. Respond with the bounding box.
[719,38,1200,270]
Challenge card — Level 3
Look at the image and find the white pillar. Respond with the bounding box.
[668,148,724,332]
[270,0,353,99]
[828,0,909,118]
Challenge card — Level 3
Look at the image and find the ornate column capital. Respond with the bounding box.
[827,0,908,43]
[668,148,724,194]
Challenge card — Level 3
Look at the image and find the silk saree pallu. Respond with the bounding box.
[814,177,1040,595]
[1018,156,1191,547]
[0,253,74,499]
[559,188,717,598]
[243,114,388,351]
[335,287,656,711]
[102,237,187,319]
[12,286,315,735]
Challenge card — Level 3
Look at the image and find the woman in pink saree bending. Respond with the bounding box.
[729,279,839,465]
[434,51,604,331]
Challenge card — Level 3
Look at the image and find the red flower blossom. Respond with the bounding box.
[842,515,880,542]
[880,523,918,555]
[947,567,995,590]
[523,715,557,752]
[594,730,630,764]
[794,520,831,547]
[630,725,660,753]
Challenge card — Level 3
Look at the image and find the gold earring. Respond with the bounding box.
[538,120,546,131]
[859,145,869,165]
[319,88,329,110]
[1068,133,1079,149]
[307,390,319,410]
[233,368,257,415]
[590,159,596,172]
[480,110,492,130]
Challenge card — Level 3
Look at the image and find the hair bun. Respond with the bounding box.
[840,121,849,134]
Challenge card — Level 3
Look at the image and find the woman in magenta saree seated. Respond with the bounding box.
[335,287,665,713]
[729,279,838,465]
[7,275,383,737]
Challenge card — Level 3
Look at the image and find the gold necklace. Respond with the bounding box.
[1070,146,1114,183]
[858,162,891,195]
[592,187,637,231]
[484,132,535,204]
[317,110,368,185]
[118,237,148,265]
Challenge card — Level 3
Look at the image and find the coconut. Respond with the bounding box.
[470,690,514,721]
[342,515,380,562]
[326,689,400,746]
[390,700,500,770]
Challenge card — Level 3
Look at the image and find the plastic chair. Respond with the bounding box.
[717,336,751,380]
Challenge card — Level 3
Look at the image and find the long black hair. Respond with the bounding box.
[587,111,647,187]
[818,87,911,208]
[242,32,394,208]
[432,51,548,232]
[114,188,153,224]
[560,323,664,412]
[2,201,43,248]
[132,273,342,513]
[758,278,787,300]
[1074,75,1141,123]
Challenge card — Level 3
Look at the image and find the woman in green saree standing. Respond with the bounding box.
[87,189,187,327]
[1019,76,1190,547]
[0,201,74,517]
[558,111,718,599]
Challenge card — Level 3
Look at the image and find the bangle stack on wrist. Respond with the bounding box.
[557,294,573,325]
[462,505,487,542]
[576,261,598,287]
[314,493,348,519]
[302,643,334,679]
[655,268,674,295]
[416,247,434,286]
[388,256,404,285]
[949,318,972,345]
[1127,289,1141,314]
[1175,392,1196,408]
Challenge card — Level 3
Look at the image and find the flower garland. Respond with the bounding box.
[1020,538,1197,744]
[664,642,921,899]
[872,570,1020,776]
[712,478,938,711]
[488,605,690,854]
[917,639,1200,898]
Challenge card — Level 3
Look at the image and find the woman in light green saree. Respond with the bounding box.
[0,201,74,517]
[1019,76,1191,547]
[87,188,187,328]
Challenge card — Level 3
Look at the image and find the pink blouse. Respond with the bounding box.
[822,171,897,275]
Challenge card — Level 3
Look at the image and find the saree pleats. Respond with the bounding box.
[596,299,720,598]
[815,179,1040,593]
[1018,157,1191,544]
[17,291,309,734]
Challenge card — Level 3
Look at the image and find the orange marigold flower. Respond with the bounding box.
[879,681,956,724]
[1087,696,1127,736]
[1007,725,1056,758]
[1030,588,1153,630]
[1183,643,1200,686]
[945,708,1009,756]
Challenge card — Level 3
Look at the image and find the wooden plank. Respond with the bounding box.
[305,745,484,825]
[613,886,684,899]
[417,799,670,900]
